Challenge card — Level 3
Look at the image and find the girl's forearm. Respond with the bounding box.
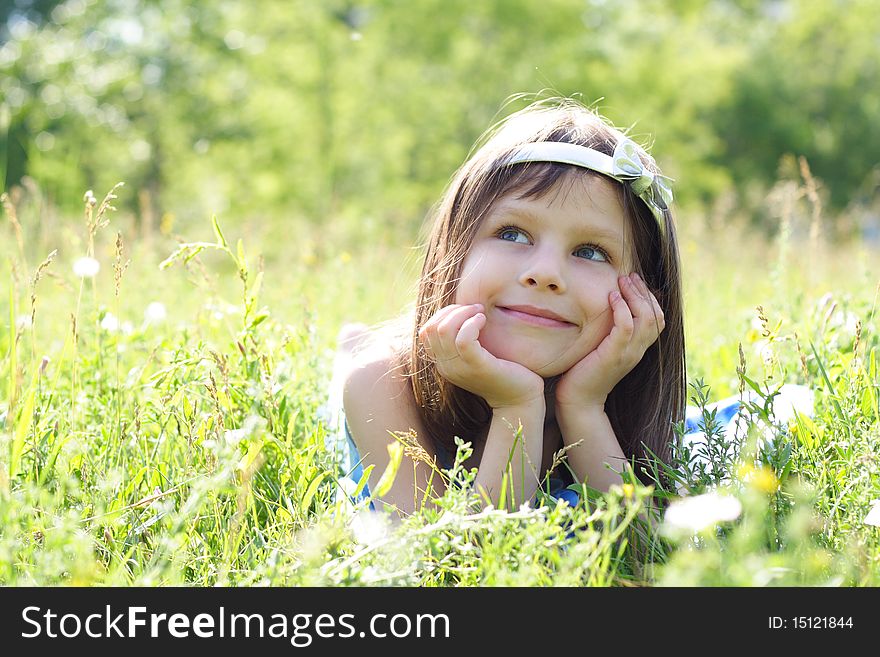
[472,399,545,509]
[556,405,627,492]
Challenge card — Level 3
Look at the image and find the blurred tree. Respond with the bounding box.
[1,0,876,235]
[0,0,65,25]
[712,0,880,214]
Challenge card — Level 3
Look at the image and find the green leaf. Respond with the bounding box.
[236,238,245,270]
[792,409,819,450]
[158,242,214,269]
[740,372,765,397]
[372,441,403,499]
[238,438,265,473]
[38,431,69,486]
[248,310,270,330]
[352,464,374,499]
[809,341,844,420]
[250,271,263,301]
[7,279,16,411]
[169,385,187,408]
[211,214,228,249]
[9,382,35,480]
[300,471,328,513]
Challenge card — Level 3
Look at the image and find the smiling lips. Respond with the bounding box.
[496,304,576,328]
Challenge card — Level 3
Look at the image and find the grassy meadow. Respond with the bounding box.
[1,174,879,587]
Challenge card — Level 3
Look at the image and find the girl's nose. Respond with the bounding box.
[519,252,565,292]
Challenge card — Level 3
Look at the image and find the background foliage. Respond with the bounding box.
[3,0,880,236]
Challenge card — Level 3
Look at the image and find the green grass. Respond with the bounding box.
[1,182,879,586]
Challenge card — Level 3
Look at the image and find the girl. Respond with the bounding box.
[335,98,686,515]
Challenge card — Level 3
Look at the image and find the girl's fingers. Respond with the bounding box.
[455,312,487,362]
[619,274,651,319]
[436,304,481,340]
[631,272,650,298]
[420,304,473,342]
[621,274,665,336]
[608,290,635,345]
[631,273,665,333]
[420,305,461,359]
[421,304,465,333]
[422,304,482,359]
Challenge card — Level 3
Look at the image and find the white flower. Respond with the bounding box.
[203,300,241,320]
[223,415,261,446]
[100,312,119,332]
[15,314,32,330]
[144,301,167,323]
[73,256,100,278]
[663,491,742,534]
[864,500,880,527]
[223,428,246,445]
[337,477,358,497]
[350,510,389,547]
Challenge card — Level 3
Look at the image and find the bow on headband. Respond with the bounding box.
[506,138,673,234]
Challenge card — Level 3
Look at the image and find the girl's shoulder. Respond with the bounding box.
[343,327,407,395]
[344,347,407,409]
[341,332,429,452]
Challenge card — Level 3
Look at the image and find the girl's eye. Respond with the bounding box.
[496,225,609,262]
[497,227,530,244]
[574,245,609,262]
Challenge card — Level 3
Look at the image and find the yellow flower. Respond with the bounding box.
[160,213,175,235]
[738,463,778,494]
[622,484,634,498]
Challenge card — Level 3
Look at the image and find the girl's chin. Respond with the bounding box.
[481,331,593,376]
[485,348,579,378]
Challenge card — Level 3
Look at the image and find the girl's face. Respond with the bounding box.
[454,174,633,378]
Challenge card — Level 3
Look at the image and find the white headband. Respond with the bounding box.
[507,138,673,234]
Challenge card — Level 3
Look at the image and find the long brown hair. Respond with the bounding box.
[396,98,686,486]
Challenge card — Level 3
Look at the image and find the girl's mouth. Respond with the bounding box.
[496,306,576,329]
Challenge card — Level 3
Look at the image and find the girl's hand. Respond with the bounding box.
[555,273,665,411]
[419,304,544,409]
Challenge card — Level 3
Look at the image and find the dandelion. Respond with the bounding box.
[100,312,120,332]
[73,256,100,278]
[350,510,390,547]
[663,491,742,534]
[864,500,880,527]
[144,301,167,324]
